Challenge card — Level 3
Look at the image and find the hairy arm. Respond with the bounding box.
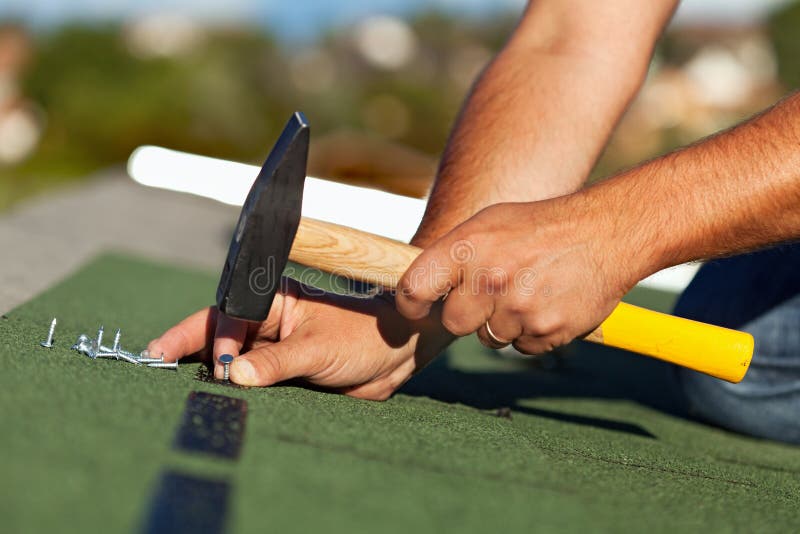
[412,0,679,246]
[600,91,800,281]
[396,92,800,354]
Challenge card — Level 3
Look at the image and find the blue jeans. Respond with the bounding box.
[674,244,800,444]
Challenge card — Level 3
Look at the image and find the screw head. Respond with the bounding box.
[219,354,234,365]
[71,334,88,349]
[71,334,97,358]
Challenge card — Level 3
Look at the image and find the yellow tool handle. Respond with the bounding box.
[584,302,753,382]
[290,217,754,383]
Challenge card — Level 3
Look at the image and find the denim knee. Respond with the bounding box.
[673,246,800,444]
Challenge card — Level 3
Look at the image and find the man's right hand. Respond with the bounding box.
[147,277,454,400]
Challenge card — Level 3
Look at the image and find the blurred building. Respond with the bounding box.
[600,23,782,173]
[0,6,795,210]
[309,131,436,198]
[122,13,205,58]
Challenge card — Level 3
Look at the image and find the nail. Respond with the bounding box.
[147,362,178,370]
[138,352,165,364]
[71,334,97,359]
[96,325,104,350]
[219,354,234,381]
[40,318,57,348]
[96,351,142,365]
[112,328,121,352]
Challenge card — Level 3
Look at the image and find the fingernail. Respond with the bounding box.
[231,359,257,385]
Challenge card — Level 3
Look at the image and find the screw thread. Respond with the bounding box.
[46,318,57,342]
[40,318,58,347]
[112,329,121,352]
[147,362,178,370]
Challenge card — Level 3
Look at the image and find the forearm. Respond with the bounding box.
[587,91,800,282]
[412,0,677,246]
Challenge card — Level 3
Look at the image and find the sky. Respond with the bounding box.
[0,0,794,41]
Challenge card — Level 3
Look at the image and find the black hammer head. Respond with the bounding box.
[216,112,309,321]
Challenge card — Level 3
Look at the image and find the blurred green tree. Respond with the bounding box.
[768,0,800,89]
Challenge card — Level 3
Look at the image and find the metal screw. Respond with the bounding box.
[71,334,97,358]
[96,350,141,365]
[116,352,142,365]
[147,361,178,370]
[71,334,91,351]
[112,328,121,352]
[102,347,139,359]
[100,346,133,356]
[40,318,57,348]
[96,325,104,351]
[219,353,234,381]
[138,352,165,364]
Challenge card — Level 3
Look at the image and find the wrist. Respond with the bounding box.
[568,182,661,292]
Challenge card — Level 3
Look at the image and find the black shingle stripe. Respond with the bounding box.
[141,391,247,533]
[141,471,231,534]
[173,391,248,460]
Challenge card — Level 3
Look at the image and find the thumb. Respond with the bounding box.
[396,239,460,320]
[231,333,323,387]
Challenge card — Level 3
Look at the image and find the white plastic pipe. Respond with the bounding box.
[128,145,426,243]
[127,145,698,293]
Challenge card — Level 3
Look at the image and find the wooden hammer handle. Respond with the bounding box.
[290,217,753,383]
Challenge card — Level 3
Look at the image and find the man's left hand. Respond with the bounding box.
[395,195,643,354]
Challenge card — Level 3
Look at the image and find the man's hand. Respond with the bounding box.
[396,196,643,355]
[398,89,800,355]
[148,278,453,399]
[147,0,679,394]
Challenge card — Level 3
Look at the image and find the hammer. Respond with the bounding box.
[216,112,754,383]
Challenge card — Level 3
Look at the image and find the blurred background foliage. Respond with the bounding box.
[0,1,798,210]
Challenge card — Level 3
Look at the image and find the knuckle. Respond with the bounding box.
[526,312,564,337]
[398,274,416,298]
[173,327,192,352]
[471,267,508,294]
[505,283,539,312]
[441,313,472,337]
[258,347,284,382]
[505,293,530,315]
